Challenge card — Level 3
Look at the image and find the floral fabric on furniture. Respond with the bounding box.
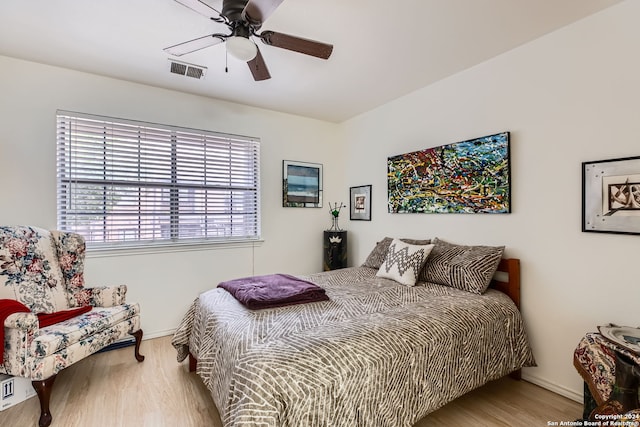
[51,230,87,307]
[573,332,640,404]
[1,225,141,380]
[3,305,141,380]
[0,226,69,313]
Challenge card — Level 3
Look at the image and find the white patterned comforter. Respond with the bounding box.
[172,267,535,427]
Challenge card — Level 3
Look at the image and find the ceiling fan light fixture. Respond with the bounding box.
[226,36,257,61]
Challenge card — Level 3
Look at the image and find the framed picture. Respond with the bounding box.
[350,185,371,221]
[283,160,323,208]
[387,132,510,213]
[583,155,640,235]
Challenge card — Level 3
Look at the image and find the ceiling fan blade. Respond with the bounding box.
[247,47,271,81]
[174,0,223,20]
[242,0,285,27]
[164,34,227,56]
[258,31,333,59]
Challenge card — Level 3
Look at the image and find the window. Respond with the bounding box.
[56,111,260,248]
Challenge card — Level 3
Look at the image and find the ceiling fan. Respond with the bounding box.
[164,0,333,81]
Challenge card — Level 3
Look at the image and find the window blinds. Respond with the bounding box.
[56,111,260,247]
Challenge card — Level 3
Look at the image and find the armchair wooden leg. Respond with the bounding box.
[130,329,145,362]
[32,375,57,427]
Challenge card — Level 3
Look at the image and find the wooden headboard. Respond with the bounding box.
[489,258,521,309]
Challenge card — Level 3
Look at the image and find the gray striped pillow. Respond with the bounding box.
[420,238,504,294]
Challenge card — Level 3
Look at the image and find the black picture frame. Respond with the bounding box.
[350,185,371,221]
[582,155,640,235]
[283,160,323,208]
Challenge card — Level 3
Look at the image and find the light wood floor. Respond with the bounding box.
[0,336,582,427]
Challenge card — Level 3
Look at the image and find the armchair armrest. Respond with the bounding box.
[4,312,39,332]
[86,285,128,307]
[3,312,39,376]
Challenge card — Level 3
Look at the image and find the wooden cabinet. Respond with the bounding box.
[323,230,347,271]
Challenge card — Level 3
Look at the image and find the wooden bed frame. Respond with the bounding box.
[490,258,521,309]
[490,257,522,379]
[189,257,523,377]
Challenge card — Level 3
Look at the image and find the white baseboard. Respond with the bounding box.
[522,372,583,403]
[142,328,176,340]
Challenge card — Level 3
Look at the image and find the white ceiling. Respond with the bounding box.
[0,0,621,123]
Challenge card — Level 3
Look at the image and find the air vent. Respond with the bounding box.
[168,59,207,80]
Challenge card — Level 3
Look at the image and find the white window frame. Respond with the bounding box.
[56,111,261,251]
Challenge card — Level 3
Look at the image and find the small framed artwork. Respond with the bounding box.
[350,185,372,221]
[283,160,323,208]
[583,155,640,235]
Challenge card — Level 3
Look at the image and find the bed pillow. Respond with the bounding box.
[420,238,504,294]
[362,237,431,269]
[376,239,434,286]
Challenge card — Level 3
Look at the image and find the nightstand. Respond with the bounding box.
[323,230,347,271]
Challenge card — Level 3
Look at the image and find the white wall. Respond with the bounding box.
[0,56,344,338]
[341,0,640,401]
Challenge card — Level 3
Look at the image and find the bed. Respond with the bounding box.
[172,238,535,427]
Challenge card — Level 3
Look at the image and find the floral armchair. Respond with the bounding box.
[0,226,144,427]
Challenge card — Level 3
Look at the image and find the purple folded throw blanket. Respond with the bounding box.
[218,274,329,310]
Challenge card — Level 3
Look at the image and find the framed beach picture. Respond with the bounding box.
[283,160,323,208]
[350,185,371,221]
[583,155,640,235]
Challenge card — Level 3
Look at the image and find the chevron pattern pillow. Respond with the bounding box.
[421,238,504,294]
[362,237,431,269]
[376,239,434,286]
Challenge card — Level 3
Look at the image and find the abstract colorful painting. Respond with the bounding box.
[387,132,511,213]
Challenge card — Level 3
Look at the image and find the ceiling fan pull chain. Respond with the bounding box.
[225,49,229,73]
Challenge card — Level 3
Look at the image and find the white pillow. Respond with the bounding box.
[376,239,434,286]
